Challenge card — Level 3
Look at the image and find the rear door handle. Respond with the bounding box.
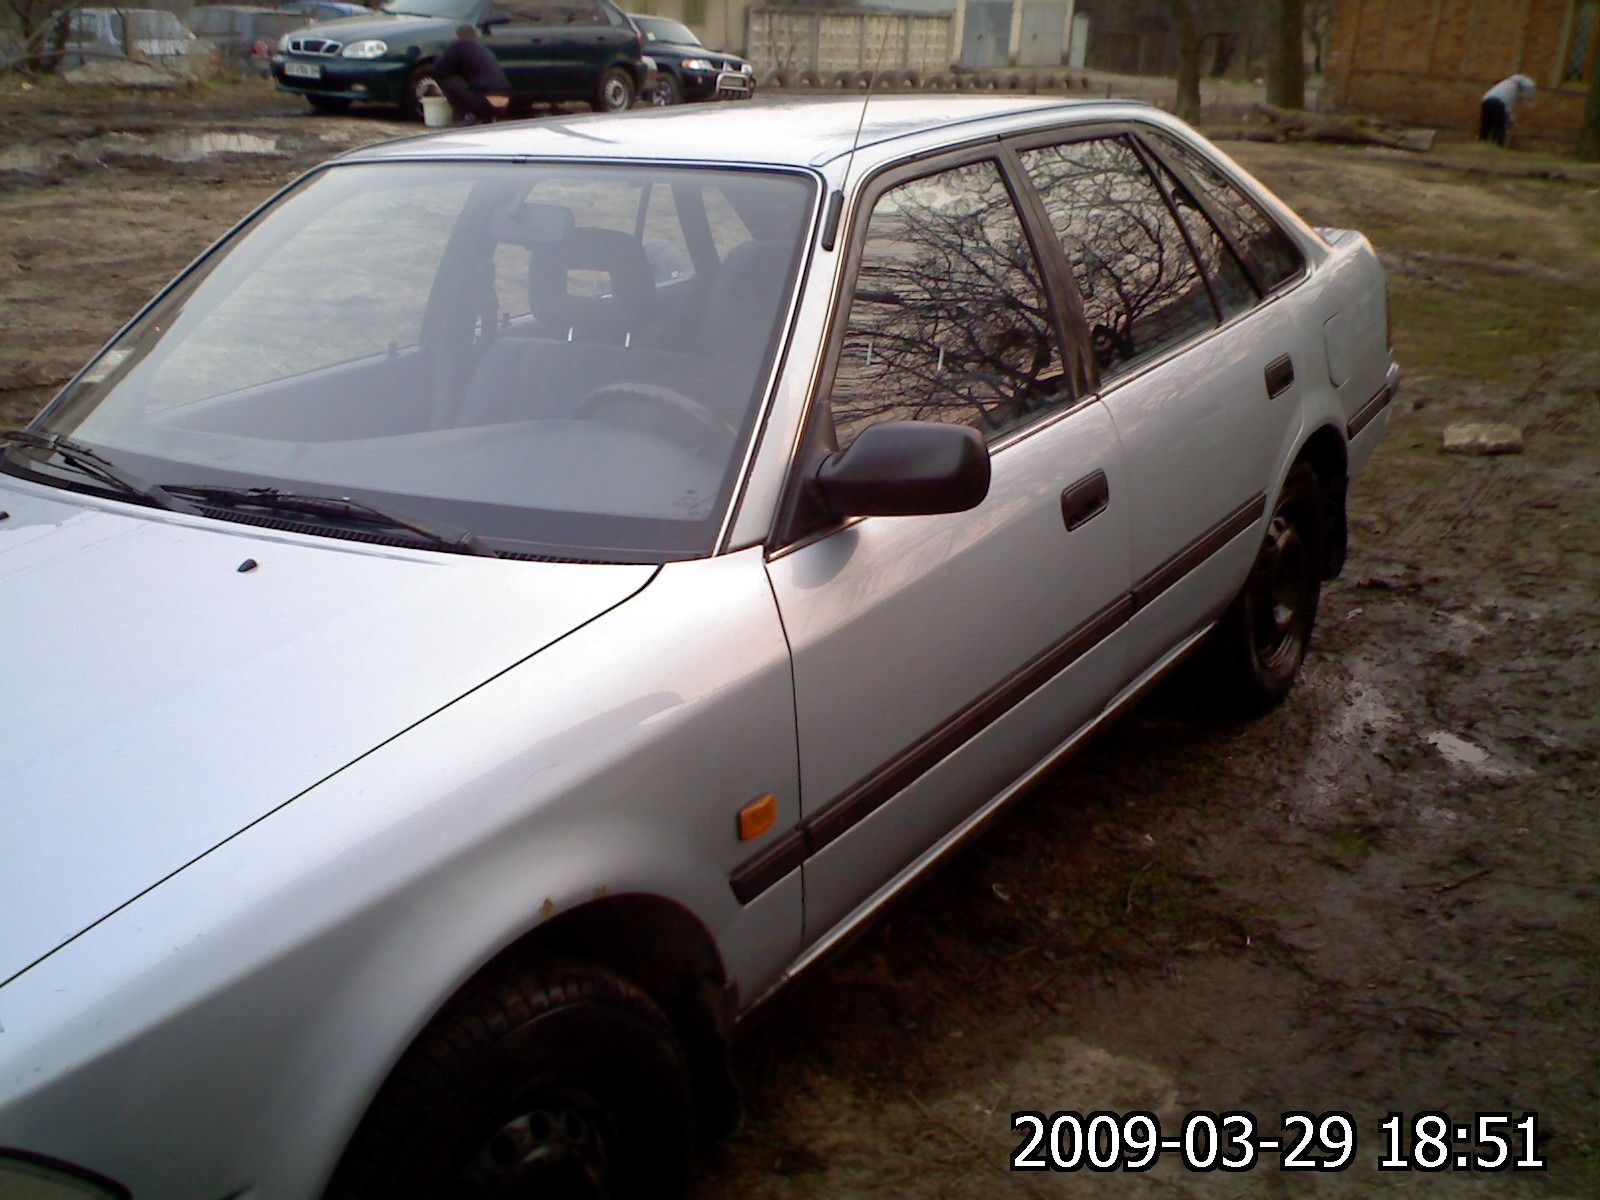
[1264,354,1295,399]
[1061,471,1110,532]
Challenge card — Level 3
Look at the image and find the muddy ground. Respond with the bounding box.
[3,76,1598,1197]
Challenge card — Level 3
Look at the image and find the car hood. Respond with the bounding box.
[286,12,452,43]
[652,40,740,65]
[0,486,655,984]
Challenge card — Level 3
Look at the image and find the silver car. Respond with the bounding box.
[0,97,1395,1198]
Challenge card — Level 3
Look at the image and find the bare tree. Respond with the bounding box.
[1268,0,1306,109]
[1581,73,1600,161]
[0,0,71,71]
[1172,0,1200,122]
[1304,0,1334,75]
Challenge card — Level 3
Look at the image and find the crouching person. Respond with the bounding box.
[433,25,510,124]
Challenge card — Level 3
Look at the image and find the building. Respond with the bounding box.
[1325,0,1598,150]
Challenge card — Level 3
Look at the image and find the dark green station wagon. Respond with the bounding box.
[271,0,654,117]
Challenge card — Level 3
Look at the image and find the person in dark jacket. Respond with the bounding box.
[431,25,510,124]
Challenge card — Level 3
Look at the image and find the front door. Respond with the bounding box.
[765,155,1132,942]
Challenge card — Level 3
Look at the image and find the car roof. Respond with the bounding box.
[341,96,1164,174]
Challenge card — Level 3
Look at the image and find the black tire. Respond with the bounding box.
[403,63,435,122]
[1199,463,1325,716]
[651,71,682,107]
[307,95,352,115]
[592,66,635,112]
[327,961,693,1200]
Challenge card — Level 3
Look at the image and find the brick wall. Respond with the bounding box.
[1326,0,1590,150]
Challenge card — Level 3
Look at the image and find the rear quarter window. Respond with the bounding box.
[1143,129,1305,292]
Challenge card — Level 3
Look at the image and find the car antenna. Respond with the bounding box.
[822,35,890,251]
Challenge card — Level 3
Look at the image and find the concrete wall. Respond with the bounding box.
[1325,0,1592,150]
[745,8,956,74]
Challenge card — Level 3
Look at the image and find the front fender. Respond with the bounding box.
[0,547,801,1198]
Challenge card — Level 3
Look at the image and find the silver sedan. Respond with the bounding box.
[0,97,1396,1198]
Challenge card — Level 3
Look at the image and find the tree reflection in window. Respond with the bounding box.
[1146,154,1259,322]
[1020,137,1216,380]
[1144,130,1305,291]
[830,160,1065,450]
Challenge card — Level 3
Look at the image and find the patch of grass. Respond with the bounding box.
[1316,821,1387,871]
[1391,269,1593,385]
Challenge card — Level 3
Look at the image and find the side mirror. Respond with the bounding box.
[813,421,990,518]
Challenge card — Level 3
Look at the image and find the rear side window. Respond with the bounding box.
[830,159,1067,448]
[1144,130,1305,291]
[1020,137,1216,380]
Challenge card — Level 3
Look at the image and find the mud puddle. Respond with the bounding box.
[0,130,286,173]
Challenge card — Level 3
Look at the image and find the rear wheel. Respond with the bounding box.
[1197,463,1324,716]
[327,961,693,1200]
[307,95,352,115]
[592,66,635,112]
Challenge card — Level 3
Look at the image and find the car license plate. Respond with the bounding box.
[285,62,322,79]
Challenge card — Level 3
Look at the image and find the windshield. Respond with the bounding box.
[27,161,815,562]
[636,16,699,45]
[381,0,478,19]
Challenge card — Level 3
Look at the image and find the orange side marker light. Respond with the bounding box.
[738,794,777,841]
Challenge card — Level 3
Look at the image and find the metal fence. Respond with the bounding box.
[746,8,956,77]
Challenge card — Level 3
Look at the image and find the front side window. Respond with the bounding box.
[1020,137,1216,381]
[16,163,816,562]
[829,159,1067,449]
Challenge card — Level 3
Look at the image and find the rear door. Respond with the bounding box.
[760,151,1132,942]
[1012,128,1304,677]
[542,0,631,96]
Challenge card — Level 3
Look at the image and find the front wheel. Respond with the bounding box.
[592,66,635,112]
[403,63,436,122]
[1197,463,1325,716]
[651,72,681,107]
[326,961,694,1200]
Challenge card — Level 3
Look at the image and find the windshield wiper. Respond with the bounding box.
[170,484,498,558]
[1,430,202,515]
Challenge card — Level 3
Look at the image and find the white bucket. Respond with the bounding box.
[421,94,453,128]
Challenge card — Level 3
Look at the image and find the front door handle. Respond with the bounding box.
[1061,470,1110,532]
[1264,354,1295,399]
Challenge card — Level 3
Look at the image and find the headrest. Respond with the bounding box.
[528,226,655,344]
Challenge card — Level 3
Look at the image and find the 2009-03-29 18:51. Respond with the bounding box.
[1010,1109,1546,1172]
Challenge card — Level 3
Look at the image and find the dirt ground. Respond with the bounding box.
[3,76,1598,1197]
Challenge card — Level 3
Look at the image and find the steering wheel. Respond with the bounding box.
[577,382,739,457]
